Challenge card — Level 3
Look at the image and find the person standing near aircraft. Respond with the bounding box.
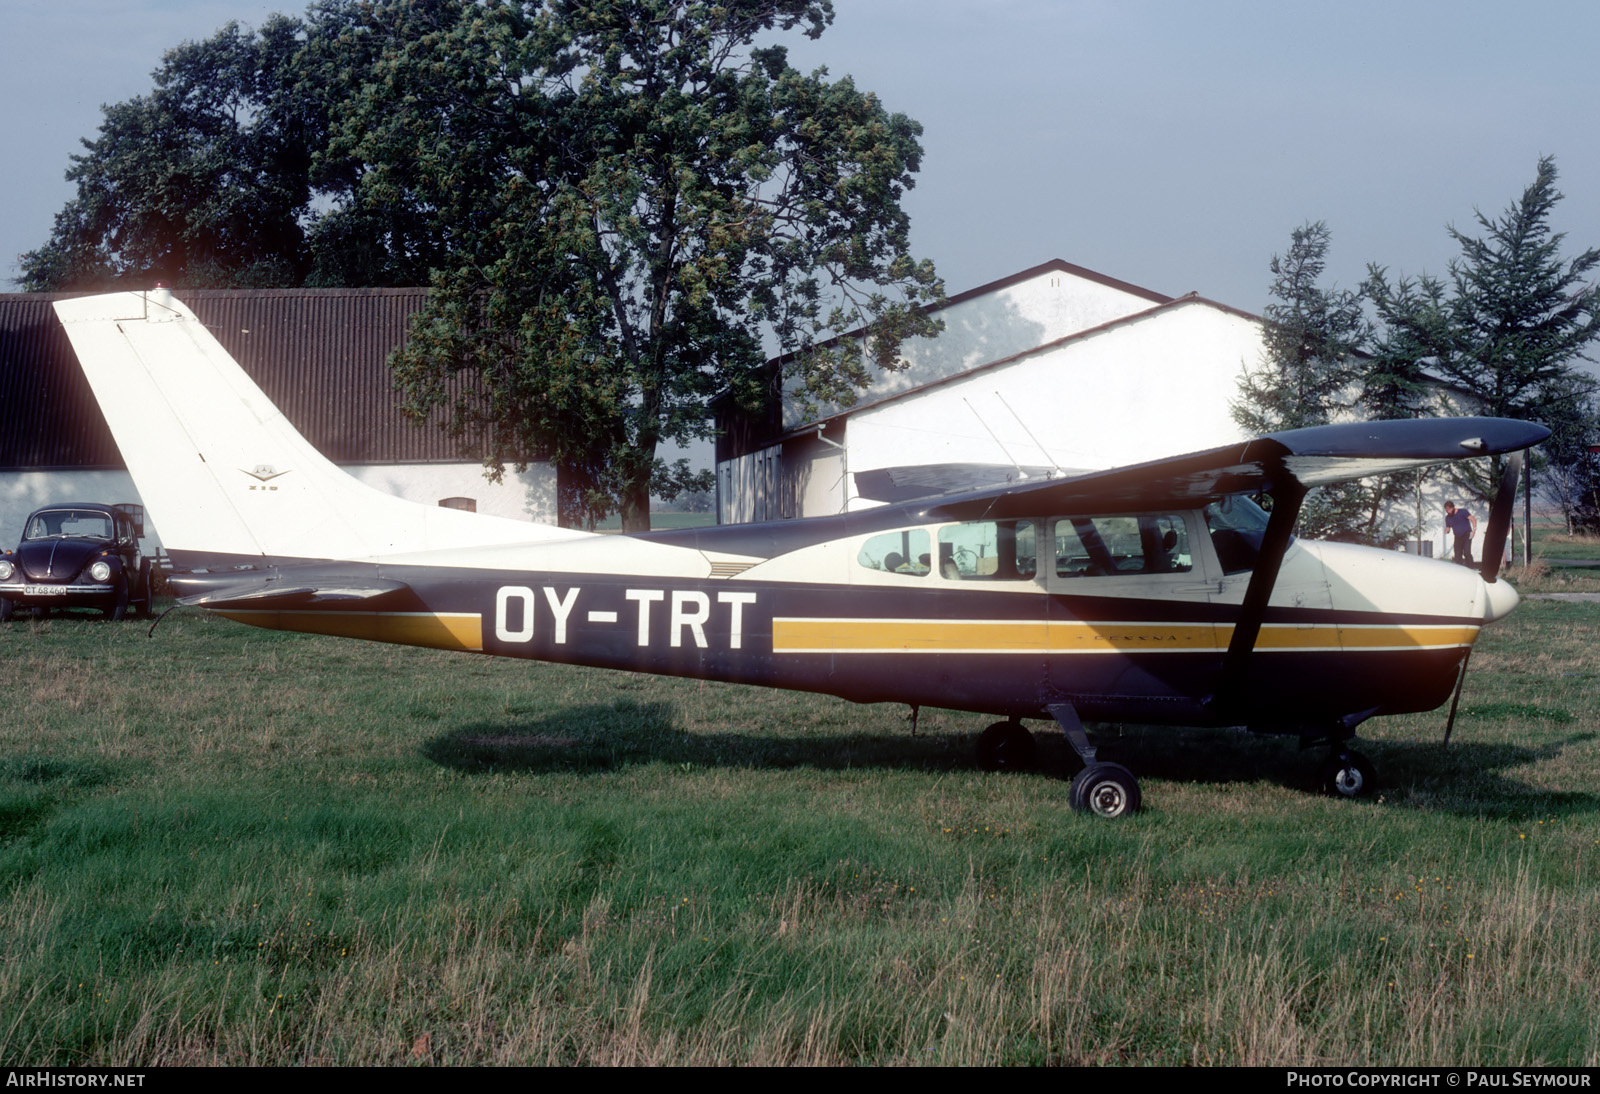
[1444,501,1477,566]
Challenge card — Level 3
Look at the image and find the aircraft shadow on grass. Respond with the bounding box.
[421,703,1599,821]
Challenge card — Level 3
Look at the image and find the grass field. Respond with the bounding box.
[2,582,1599,1065]
[1532,524,1600,562]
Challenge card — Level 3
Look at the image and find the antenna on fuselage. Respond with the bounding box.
[994,390,1065,478]
[963,397,1029,480]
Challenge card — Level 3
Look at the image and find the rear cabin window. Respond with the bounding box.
[857,529,930,577]
[1052,515,1192,578]
[936,521,1037,581]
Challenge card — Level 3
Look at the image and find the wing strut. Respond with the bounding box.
[1216,479,1308,715]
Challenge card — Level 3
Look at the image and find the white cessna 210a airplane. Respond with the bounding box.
[51,289,1547,817]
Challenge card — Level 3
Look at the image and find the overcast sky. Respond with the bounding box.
[5,0,1598,318]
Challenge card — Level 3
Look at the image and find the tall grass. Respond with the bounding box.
[2,602,1598,1064]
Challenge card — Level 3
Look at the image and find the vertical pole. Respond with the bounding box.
[1522,450,1532,568]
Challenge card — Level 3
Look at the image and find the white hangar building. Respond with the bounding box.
[714,259,1266,524]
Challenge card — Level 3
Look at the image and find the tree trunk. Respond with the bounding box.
[619,474,652,533]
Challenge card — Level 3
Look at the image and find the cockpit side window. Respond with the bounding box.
[857,529,930,577]
[935,521,1037,581]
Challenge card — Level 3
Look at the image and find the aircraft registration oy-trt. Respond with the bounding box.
[48,289,1546,818]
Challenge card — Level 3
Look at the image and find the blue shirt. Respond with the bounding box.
[1445,509,1473,537]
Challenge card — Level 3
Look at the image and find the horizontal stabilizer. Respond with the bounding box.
[179,577,412,609]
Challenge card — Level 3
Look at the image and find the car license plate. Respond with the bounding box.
[23,586,67,596]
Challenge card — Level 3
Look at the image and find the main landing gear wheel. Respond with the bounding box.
[976,721,1036,772]
[1320,750,1376,799]
[1069,762,1141,818]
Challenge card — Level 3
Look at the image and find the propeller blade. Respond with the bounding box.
[1480,451,1524,582]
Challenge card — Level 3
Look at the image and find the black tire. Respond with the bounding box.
[1069,762,1141,818]
[104,576,129,621]
[1320,751,1376,799]
[975,720,1036,772]
[0,598,12,622]
[136,560,155,618]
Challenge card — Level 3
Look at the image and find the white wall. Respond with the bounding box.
[779,265,1165,430]
[1,461,558,550]
[839,301,1261,509]
[0,470,144,542]
[341,462,557,525]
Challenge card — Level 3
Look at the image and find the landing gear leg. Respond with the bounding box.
[1048,703,1141,818]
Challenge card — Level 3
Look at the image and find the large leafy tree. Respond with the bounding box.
[1365,156,1600,504]
[21,17,325,290]
[23,0,942,530]
[356,0,942,529]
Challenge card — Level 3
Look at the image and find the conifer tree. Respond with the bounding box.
[1365,156,1600,505]
[1235,222,1393,541]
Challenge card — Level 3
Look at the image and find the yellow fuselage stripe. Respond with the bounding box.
[770,618,1478,654]
[212,610,484,652]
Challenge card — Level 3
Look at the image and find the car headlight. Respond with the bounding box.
[89,561,112,583]
[0,560,12,581]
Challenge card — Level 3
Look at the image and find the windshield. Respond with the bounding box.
[23,510,114,541]
[1203,495,1276,575]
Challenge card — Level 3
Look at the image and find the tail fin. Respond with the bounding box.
[55,289,581,570]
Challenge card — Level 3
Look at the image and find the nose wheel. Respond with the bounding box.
[1320,749,1375,798]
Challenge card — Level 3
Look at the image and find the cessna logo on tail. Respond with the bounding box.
[241,465,291,490]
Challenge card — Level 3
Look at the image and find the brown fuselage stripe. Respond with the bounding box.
[212,610,484,652]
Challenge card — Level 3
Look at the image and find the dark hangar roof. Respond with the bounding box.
[0,288,478,471]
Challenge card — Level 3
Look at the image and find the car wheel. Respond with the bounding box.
[0,598,12,622]
[104,576,129,621]
[136,560,155,618]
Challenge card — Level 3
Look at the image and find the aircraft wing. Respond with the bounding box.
[918,417,1549,521]
[853,463,1062,503]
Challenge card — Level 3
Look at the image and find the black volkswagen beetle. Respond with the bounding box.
[0,503,156,621]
